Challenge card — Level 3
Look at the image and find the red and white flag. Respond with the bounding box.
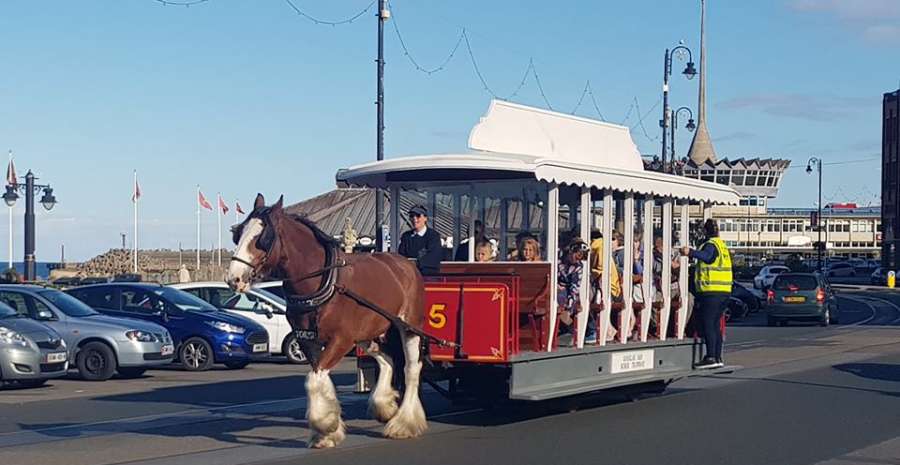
[6,157,17,188]
[198,190,213,210]
[218,194,229,215]
[235,201,245,215]
[132,174,141,203]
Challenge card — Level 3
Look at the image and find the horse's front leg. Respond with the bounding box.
[305,338,353,449]
[383,332,428,439]
[360,340,399,423]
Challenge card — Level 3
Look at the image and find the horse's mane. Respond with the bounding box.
[287,213,339,247]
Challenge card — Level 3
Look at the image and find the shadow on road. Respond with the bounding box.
[834,363,900,383]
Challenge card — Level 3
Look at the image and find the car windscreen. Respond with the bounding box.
[39,290,99,317]
[772,268,788,274]
[153,287,218,312]
[253,288,285,306]
[773,275,819,290]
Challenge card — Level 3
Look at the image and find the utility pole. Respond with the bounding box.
[375,0,388,252]
[120,233,126,250]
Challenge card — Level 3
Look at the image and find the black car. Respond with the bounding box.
[724,282,762,321]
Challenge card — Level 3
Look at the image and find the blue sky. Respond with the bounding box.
[0,0,897,260]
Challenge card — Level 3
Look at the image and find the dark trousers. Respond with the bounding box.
[696,293,728,360]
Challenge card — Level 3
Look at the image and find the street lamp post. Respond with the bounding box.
[806,157,822,272]
[670,106,696,165]
[660,44,697,174]
[3,170,56,281]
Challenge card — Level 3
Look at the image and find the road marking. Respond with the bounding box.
[851,295,900,325]
[837,296,878,326]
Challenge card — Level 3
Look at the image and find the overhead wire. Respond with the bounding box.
[154,0,209,6]
[282,0,375,26]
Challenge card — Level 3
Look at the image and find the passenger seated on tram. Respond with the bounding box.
[517,236,542,262]
[557,238,596,343]
[508,231,538,261]
[455,220,490,261]
[475,241,494,262]
[651,231,683,335]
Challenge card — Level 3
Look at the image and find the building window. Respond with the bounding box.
[700,169,714,182]
[745,170,758,186]
[756,170,769,186]
[716,170,730,185]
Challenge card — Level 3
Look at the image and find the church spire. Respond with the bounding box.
[688,0,717,164]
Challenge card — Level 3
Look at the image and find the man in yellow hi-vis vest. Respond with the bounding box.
[681,219,732,369]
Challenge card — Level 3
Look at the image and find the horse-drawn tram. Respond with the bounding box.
[338,100,740,401]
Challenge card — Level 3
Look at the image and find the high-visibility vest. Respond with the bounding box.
[695,237,733,294]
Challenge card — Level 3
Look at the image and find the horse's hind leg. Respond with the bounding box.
[361,341,399,423]
[383,331,428,439]
[305,339,353,449]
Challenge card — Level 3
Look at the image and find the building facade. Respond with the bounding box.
[882,88,899,269]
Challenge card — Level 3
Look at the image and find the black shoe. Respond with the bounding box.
[716,357,725,367]
[695,356,720,369]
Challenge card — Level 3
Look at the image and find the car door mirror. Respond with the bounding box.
[36,309,56,321]
[259,301,274,319]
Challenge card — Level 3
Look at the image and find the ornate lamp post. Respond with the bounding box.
[660,44,697,173]
[806,157,823,271]
[670,106,695,168]
[3,170,57,281]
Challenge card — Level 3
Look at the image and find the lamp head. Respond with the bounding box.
[806,164,813,174]
[2,185,17,208]
[683,62,697,80]
[686,119,696,131]
[40,187,56,211]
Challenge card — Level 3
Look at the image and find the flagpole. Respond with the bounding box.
[133,170,138,273]
[7,151,12,272]
[216,193,222,267]
[196,185,201,271]
[234,199,238,226]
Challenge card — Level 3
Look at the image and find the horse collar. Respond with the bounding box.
[285,241,343,313]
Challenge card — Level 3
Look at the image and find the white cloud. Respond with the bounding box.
[789,0,900,43]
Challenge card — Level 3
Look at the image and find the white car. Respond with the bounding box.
[170,282,306,363]
[824,262,856,278]
[754,265,790,289]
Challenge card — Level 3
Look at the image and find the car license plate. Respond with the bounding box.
[161,344,174,356]
[44,352,67,363]
[783,296,806,303]
[610,349,654,374]
[252,343,268,353]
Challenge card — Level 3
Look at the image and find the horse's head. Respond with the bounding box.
[226,193,284,292]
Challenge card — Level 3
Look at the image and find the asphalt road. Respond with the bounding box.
[2,287,899,465]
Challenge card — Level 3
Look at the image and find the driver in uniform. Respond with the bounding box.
[398,205,442,276]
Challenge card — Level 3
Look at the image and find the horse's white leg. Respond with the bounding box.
[383,332,428,439]
[362,341,399,423]
[305,369,346,449]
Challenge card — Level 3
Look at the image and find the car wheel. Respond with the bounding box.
[179,337,214,371]
[282,334,309,364]
[117,367,147,379]
[76,342,118,381]
[224,360,250,370]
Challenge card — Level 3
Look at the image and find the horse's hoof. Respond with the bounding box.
[383,404,428,439]
[309,428,345,449]
[369,391,400,423]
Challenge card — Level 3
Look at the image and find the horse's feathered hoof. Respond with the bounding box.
[383,401,428,439]
[309,423,346,449]
[369,389,400,423]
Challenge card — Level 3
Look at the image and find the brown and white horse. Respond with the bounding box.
[226,194,428,448]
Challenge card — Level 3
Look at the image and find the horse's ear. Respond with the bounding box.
[272,195,284,212]
[254,193,265,210]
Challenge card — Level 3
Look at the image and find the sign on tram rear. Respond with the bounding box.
[610,349,655,374]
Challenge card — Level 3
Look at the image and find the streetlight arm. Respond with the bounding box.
[667,45,694,75]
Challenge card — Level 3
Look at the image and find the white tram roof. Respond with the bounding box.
[337,100,740,205]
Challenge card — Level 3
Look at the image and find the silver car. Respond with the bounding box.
[0,301,68,388]
[0,285,174,381]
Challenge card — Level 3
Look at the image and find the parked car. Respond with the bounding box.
[171,282,306,364]
[766,273,839,326]
[0,285,174,380]
[732,282,762,313]
[847,258,867,269]
[0,301,68,388]
[66,283,269,371]
[253,281,285,299]
[753,265,790,289]
[824,262,856,277]
[871,267,888,286]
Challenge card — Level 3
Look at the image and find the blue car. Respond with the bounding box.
[66,283,269,371]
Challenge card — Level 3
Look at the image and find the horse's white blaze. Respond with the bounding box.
[366,343,399,423]
[384,333,427,439]
[226,218,264,291]
[305,369,345,448]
